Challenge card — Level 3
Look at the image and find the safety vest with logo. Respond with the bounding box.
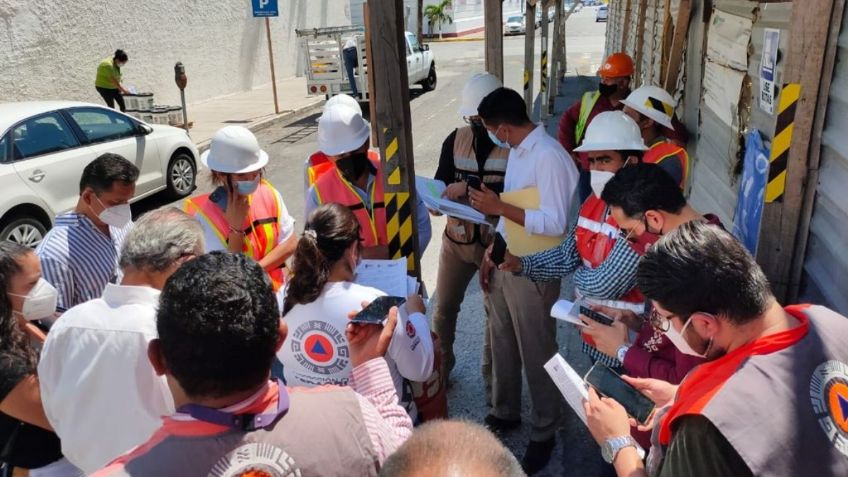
[314,156,388,248]
[183,180,285,290]
[95,382,380,477]
[657,305,848,476]
[574,194,645,348]
[644,137,689,189]
[447,126,509,245]
[575,91,602,146]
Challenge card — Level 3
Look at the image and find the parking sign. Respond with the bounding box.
[252,0,279,17]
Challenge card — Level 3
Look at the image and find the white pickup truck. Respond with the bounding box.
[296,26,437,99]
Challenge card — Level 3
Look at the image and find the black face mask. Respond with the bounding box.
[598,82,618,97]
[336,152,371,182]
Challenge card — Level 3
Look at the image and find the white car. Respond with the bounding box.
[504,16,526,35]
[0,101,200,247]
[596,5,609,22]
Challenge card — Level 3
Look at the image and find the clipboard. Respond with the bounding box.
[500,187,565,256]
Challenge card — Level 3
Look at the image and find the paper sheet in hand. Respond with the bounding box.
[415,176,488,225]
[355,259,408,297]
[550,299,587,327]
[500,187,565,256]
[545,354,590,425]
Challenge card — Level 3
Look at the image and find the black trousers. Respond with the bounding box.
[96,86,126,112]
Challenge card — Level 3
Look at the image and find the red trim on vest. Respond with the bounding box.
[644,141,689,188]
[307,152,335,187]
[658,305,811,445]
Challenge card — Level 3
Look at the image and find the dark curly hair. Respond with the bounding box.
[157,252,280,399]
[0,242,38,371]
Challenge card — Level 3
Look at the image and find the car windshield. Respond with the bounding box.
[507,16,522,23]
[600,6,608,10]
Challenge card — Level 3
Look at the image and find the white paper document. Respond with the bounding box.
[415,176,488,225]
[544,354,590,426]
[355,259,409,297]
[550,299,587,327]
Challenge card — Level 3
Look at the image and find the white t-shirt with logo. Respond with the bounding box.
[278,282,434,402]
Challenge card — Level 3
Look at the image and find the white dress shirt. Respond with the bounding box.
[496,125,579,239]
[38,283,175,474]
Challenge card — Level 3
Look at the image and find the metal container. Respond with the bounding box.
[137,109,154,123]
[151,107,170,125]
[168,106,182,126]
[136,93,154,110]
[124,109,140,120]
[123,95,139,110]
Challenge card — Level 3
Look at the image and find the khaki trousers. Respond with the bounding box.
[488,269,561,441]
[431,233,493,394]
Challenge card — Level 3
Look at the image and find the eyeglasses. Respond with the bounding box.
[649,308,672,332]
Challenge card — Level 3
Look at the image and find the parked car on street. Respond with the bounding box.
[504,15,526,35]
[0,101,199,247]
[596,5,609,22]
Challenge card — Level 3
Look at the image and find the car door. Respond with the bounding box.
[10,111,100,215]
[405,33,424,82]
[65,107,162,197]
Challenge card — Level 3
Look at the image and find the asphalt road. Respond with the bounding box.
[139,7,616,476]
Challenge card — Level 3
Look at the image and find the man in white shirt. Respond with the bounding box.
[469,87,579,474]
[38,207,205,474]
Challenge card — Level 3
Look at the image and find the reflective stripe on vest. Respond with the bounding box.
[314,157,388,248]
[183,180,285,290]
[644,140,689,189]
[575,91,601,146]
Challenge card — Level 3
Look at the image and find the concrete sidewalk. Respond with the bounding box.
[186,77,325,150]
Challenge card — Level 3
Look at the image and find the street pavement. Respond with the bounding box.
[135,7,615,476]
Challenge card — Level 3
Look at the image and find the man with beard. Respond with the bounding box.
[431,73,509,387]
[305,103,431,258]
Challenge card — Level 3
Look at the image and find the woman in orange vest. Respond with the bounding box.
[184,126,297,291]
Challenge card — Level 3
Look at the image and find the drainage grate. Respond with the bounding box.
[273,125,319,144]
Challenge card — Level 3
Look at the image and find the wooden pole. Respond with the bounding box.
[484,0,504,82]
[540,2,550,121]
[662,0,691,92]
[524,1,537,116]
[367,0,421,277]
[550,0,564,102]
[265,17,280,115]
[633,0,648,87]
[364,2,379,147]
[621,0,633,54]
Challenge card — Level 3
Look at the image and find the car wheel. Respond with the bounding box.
[166,151,196,199]
[0,217,47,248]
[422,64,437,92]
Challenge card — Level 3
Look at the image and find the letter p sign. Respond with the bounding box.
[252,0,278,17]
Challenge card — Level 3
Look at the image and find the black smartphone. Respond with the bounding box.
[350,296,406,325]
[579,306,614,326]
[584,363,656,425]
[491,232,507,265]
[467,174,482,191]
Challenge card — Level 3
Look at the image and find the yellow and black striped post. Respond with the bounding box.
[765,83,801,203]
[382,128,418,274]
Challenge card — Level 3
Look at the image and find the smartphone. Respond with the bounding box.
[584,363,656,424]
[350,296,406,325]
[491,232,507,265]
[579,306,614,326]
[467,174,482,191]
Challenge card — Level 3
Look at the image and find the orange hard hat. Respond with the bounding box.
[598,52,635,78]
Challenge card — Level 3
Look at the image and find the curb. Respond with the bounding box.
[425,37,484,43]
[195,99,325,153]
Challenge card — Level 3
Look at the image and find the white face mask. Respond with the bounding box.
[590,170,616,199]
[664,316,707,358]
[94,196,132,228]
[10,278,58,322]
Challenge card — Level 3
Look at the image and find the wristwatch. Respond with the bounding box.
[616,344,631,363]
[601,435,639,464]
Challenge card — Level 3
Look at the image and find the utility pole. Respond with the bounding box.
[367,0,421,277]
[524,1,537,116]
[484,0,505,82]
[550,0,564,106]
[540,1,550,121]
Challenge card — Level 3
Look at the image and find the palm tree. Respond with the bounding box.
[424,0,453,40]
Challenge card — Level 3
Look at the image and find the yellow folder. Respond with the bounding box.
[500,187,565,256]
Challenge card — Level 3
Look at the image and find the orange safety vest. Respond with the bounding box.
[313,157,388,248]
[183,180,285,290]
[644,139,689,189]
[574,195,645,347]
[306,150,381,188]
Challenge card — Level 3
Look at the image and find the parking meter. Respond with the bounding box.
[174,62,189,131]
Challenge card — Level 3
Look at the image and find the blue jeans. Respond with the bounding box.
[343,47,359,96]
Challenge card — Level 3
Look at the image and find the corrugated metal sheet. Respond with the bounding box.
[801,6,848,314]
[746,3,792,144]
[607,0,625,56]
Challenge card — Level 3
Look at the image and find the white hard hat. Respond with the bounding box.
[325,94,362,115]
[201,126,269,173]
[318,103,371,156]
[574,111,648,152]
[459,73,503,117]
[620,85,676,129]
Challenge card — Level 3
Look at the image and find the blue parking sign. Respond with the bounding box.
[252,0,279,17]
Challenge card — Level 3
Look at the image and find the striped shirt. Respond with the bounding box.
[36,213,132,312]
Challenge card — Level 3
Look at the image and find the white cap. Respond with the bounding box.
[318,103,371,156]
[620,85,676,129]
[201,126,269,173]
[574,111,648,152]
[459,73,503,117]
[325,94,362,116]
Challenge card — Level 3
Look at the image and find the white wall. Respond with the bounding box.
[0,0,349,106]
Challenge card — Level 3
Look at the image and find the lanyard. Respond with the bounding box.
[176,379,289,432]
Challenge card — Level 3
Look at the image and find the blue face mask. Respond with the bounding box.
[235,177,260,195]
[487,128,510,149]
